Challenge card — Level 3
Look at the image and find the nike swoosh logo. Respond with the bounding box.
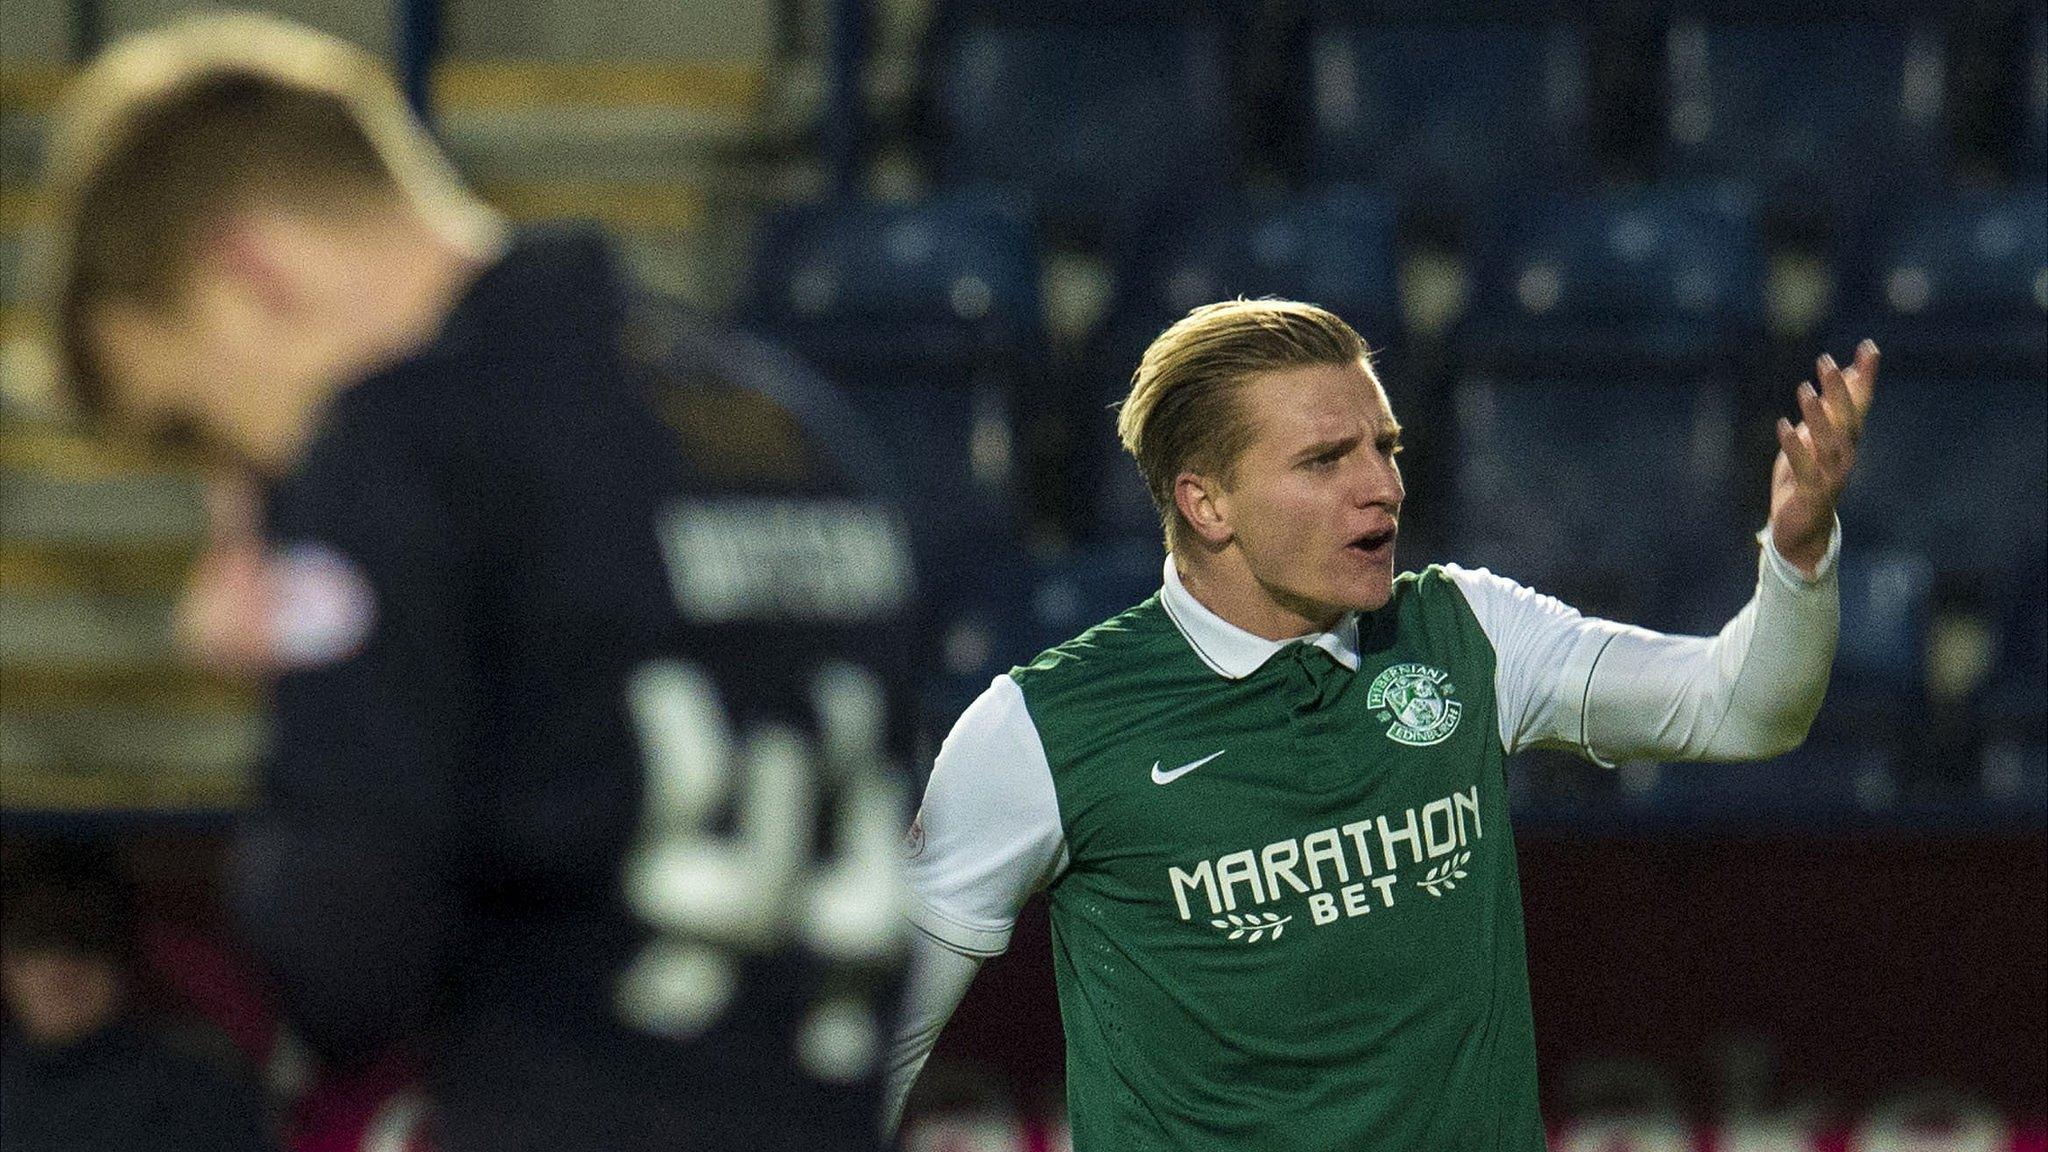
[1151,750,1226,785]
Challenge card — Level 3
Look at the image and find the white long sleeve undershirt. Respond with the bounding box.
[883,928,985,1131]
[1449,520,1841,767]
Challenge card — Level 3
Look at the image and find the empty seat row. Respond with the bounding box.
[738,184,2045,548]
[914,1,2048,241]
[750,184,2045,374]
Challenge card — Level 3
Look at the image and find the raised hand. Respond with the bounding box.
[1770,339,1879,577]
[172,471,277,674]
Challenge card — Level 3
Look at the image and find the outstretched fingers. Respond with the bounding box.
[1815,355,1853,430]
[1841,339,1880,425]
[1777,416,1824,488]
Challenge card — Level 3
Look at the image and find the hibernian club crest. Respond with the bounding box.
[1366,663,1463,746]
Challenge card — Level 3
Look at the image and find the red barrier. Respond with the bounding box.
[925,834,2048,1121]
[900,1119,2048,1152]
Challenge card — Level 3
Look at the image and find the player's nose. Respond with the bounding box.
[1353,451,1404,510]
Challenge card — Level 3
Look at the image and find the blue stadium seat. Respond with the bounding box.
[1978,739,2048,812]
[921,533,1040,748]
[1029,536,1164,652]
[922,536,1163,747]
[1984,588,2048,730]
[1126,185,1403,348]
[923,1,1232,243]
[743,191,1042,375]
[1832,549,1934,712]
[1836,375,2048,577]
[1452,377,1742,616]
[1662,17,1946,211]
[1459,182,1765,372]
[1093,440,1162,546]
[1647,740,1899,825]
[1065,286,1181,541]
[1843,185,2048,374]
[741,192,1043,551]
[852,376,1018,528]
[1305,15,1591,204]
[2022,7,2046,179]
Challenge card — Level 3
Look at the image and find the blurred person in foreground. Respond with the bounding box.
[887,300,1876,1150]
[19,13,921,1151]
[2,844,273,1152]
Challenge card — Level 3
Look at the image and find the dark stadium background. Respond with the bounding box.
[1,1,2043,1149]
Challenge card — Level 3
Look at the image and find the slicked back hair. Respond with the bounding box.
[1115,299,1372,552]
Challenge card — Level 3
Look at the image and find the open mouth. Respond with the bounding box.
[1349,527,1397,557]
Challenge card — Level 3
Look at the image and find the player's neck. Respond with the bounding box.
[1172,547,1345,642]
[247,213,501,473]
[330,213,498,381]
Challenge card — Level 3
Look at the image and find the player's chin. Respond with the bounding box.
[1331,542,1397,611]
[134,411,256,472]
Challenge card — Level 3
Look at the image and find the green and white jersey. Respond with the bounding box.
[905,535,1839,1152]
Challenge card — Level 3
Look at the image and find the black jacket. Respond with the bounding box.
[0,1022,271,1152]
[231,227,922,1152]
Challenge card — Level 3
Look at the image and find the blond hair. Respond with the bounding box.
[1116,299,1371,551]
[9,11,492,421]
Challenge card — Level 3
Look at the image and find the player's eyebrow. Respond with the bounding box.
[1295,434,1361,463]
[1376,423,1404,452]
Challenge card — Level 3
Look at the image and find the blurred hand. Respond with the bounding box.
[172,473,277,675]
[1769,339,1878,577]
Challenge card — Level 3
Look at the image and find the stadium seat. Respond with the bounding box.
[1648,739,1900,825]
[918,534,1170,752]
[742,190,1042,375]
[1979,738,2048,811]
[921,533,1040,751]
[920,0,1233,243]
[2021,6,2047,179]
[1836,375,2048,577]
[1458,182,1765,373]
[1073,303,1194,540]
[922,534,1162,747]
[1122,185,1403,347]
[1451,377,1742,618]
[1832,549,1935,713]
[1304,12,1592,206]
[1028,536,1164,653]
[1662,16,1946,213]
[1840,185,2048,375]
[1092,441,1162,546]
[740,191,1043,552]
[1982,588,2047,731]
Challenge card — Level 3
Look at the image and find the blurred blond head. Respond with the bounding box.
[7,11,496,428]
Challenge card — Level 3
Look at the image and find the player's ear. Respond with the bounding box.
[210,207,317,318]
[1174,470,1234,547]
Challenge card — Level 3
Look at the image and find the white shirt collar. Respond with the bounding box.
[1158,556,1362,680]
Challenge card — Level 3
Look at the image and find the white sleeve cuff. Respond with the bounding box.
[1758,516,1843,587]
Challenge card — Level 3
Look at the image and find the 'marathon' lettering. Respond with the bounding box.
[1169,786,1482,920]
